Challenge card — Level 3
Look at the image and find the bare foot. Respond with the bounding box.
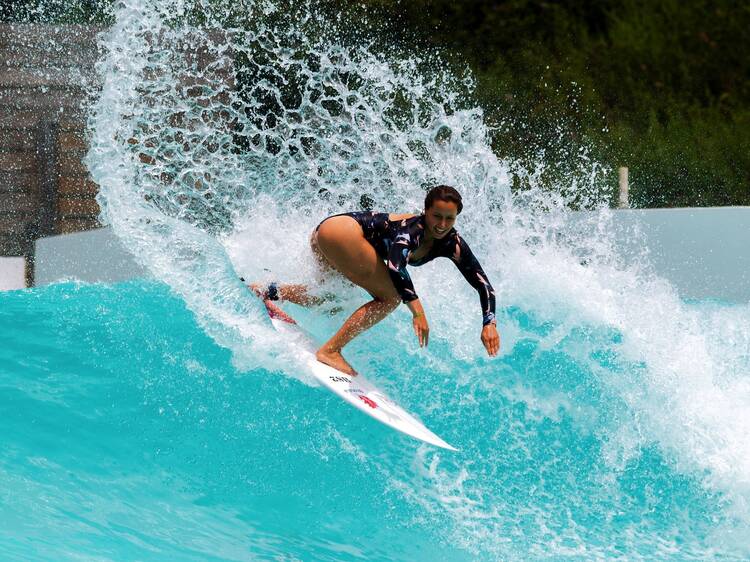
[316,348,358,376]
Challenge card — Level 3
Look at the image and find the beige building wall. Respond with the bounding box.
[0,23,103,285]
[0,24,235,287]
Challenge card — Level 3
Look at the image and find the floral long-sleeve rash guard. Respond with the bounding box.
[326,211,497,326]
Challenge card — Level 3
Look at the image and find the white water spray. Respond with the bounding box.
[84,0,750,552]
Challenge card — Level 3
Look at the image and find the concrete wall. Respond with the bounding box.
[0,256,25,290]
[570,206,750,302]
[31,207,750,303]
[34,227,147,286]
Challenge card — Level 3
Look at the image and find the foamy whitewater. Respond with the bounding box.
[1,0,749,559]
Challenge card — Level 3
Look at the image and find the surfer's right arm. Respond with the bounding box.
[407,300,429,347]
[386,230,429,347]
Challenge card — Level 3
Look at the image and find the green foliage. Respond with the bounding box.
[0,0,114,24]
[613,108,750,207]
[361,0,750,207]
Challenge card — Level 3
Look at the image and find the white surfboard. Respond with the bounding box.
[262,300,458,451]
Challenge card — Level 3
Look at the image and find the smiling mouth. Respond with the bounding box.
[435,227,447,234]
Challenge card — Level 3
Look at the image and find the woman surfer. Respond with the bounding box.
[251,185,500,375]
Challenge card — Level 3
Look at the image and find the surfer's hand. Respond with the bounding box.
[413,313,429,347]
[481,323,500,356]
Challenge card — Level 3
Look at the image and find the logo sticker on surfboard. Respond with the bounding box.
[358,395,378,409]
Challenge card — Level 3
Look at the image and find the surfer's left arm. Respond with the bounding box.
[450,234,500,356]
[387,232,430,347]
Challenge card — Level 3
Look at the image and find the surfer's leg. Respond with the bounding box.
[316,296,400,374]
[313,216,401,375]
[248,282,327,306]
[310,227,333,275]
[277,284,327,305]
[242,229,337,307]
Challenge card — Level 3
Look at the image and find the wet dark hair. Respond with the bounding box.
[424,185,463,214]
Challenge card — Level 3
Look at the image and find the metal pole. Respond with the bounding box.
[25,119,60,287]
[618,166,629,209]
[36,120,60,236]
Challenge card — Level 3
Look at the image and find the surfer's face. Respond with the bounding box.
[425,199,458,239]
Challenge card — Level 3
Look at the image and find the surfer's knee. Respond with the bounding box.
[374,294,401,311]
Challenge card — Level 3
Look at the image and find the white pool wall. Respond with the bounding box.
[30,207,750,302]
[0,257,25,291]
[576,206,750,302]
[34,227,148,286]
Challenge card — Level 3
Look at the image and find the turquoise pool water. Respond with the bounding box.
[1,281,745,560]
